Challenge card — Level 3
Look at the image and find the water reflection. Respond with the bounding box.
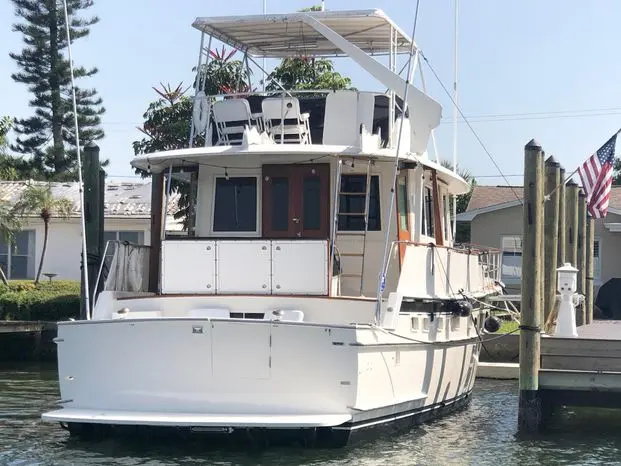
[1,365,621,465]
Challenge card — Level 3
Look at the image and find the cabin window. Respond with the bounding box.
[422,186,434,237]
[500,235,522,284]
[213,177,257,232]
[338,175,381,231]
[594,238,601,284]
[104,231,145,262]
[397,176,408,231]
[0,230,35,279]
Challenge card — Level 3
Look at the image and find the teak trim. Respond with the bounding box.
[430,169,444,246]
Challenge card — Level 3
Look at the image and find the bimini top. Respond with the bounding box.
[192,9,413,58]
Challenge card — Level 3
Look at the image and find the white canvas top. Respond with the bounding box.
[192,9,413,57]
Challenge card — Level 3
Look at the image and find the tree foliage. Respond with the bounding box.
[132,83,195,228]
[266,57,351,91]
[13,184,73,283]
[195,47,252,95]
[9,0,106,180]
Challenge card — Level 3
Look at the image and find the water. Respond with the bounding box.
[2,365,621,465]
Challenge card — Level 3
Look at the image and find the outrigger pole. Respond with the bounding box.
[62,0,91,319]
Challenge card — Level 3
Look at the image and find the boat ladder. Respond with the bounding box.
[331,159,373,296]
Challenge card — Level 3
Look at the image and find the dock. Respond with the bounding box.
[0,321,57,362]
[539,320,621,411]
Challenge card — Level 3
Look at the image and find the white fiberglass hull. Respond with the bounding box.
[43,310,482,446]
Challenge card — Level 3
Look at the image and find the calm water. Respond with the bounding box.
[2,365,621,465]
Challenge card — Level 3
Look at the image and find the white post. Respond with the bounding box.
[452,0,459,239]
[555,263,578,338]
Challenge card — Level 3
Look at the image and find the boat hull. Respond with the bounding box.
[43,311,483,447]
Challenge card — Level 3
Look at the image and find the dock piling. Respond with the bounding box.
[557,167,566,266]
[577,191,587,326]
[518,139,544,434]
[543,157,560,322]
[585,215,595,323]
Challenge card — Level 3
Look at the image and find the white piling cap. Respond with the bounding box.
[557,263,578,273]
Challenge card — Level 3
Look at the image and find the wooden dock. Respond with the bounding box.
[539,321,621,412]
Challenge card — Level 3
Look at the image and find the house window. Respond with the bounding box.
[422,186,434,238]
[0,230,35,279]
[594,238,601,283]
[338,175,381,231]
[104,231,145,261]
[213,177,257,232]
[500,235,522,284]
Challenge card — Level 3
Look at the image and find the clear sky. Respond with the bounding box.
[1,0,620,185]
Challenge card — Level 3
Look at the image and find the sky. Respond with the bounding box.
[1,0,621,185]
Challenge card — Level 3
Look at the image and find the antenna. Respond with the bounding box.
[62,0,91,319]
[451,0,459,240]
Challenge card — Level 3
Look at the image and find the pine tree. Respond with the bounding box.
[9,0,106,180]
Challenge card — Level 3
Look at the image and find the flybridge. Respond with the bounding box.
[192,9,413,57]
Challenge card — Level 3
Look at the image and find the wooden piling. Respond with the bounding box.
[81,142,102,319]
[543,156,560,322]
[565,180,579,267]
[577,191,587,326]
[585,215,595,324]
[519,139,544,434]
[148,172,165,293]
[557,168,566,266]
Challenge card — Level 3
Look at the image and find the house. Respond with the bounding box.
[0,180,180,281]
[455,184,621,293]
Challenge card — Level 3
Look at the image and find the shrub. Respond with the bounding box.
[0,280,80,321]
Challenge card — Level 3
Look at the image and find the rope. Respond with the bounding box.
[419,51,523,206]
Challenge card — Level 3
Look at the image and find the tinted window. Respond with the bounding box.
[303,176,321,230]
[338,175,381,231]
[213,177,257,232]
[270,177,289,231]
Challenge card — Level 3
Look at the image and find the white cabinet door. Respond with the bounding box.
[217,240,271,294]
[161,241,216,294]
[272,240,328,295]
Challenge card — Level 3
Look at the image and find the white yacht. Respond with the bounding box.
[42,9,502,447]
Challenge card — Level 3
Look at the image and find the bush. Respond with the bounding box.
[0,280,80,321]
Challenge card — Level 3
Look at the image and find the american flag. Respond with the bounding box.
[578,133,618,218]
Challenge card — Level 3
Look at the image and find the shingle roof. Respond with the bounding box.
[0,180,179,218]
[466,184,621,212]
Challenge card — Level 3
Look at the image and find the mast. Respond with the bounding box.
[62,0,90,318]
[451,0,459,240]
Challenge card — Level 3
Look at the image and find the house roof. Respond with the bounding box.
[0,180,180,219]
[457,184,621,221]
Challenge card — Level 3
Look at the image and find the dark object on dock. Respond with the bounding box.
[594,278,621,319]
[484,316,501,333]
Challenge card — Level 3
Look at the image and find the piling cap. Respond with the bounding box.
[84,141,99,151]
[525,138,542,149]
[578,189,586,198]
[566,179,578,187]
[545,155,560,167]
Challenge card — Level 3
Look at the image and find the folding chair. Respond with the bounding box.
[261,96,311,144]
[212,99,254,145]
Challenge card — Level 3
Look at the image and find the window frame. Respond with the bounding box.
[337,173,382,232]
[594,237,601,285]
[103,230,146,261]
[500,235,522,285]
[210,175,261,237]
[0,229,35,280]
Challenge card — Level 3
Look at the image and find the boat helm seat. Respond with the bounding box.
[263,309,304,322]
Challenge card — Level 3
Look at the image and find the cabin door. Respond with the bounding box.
[396,172,410,264]
[262,164,330,239]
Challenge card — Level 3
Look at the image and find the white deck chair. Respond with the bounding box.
[212,99,253,145]
[261,96,311,144]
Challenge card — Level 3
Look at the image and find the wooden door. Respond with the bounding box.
[262,164,330,239]
[396,172,410,264]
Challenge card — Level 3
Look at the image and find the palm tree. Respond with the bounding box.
[0,201,23,285]
[13,184,73,284]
